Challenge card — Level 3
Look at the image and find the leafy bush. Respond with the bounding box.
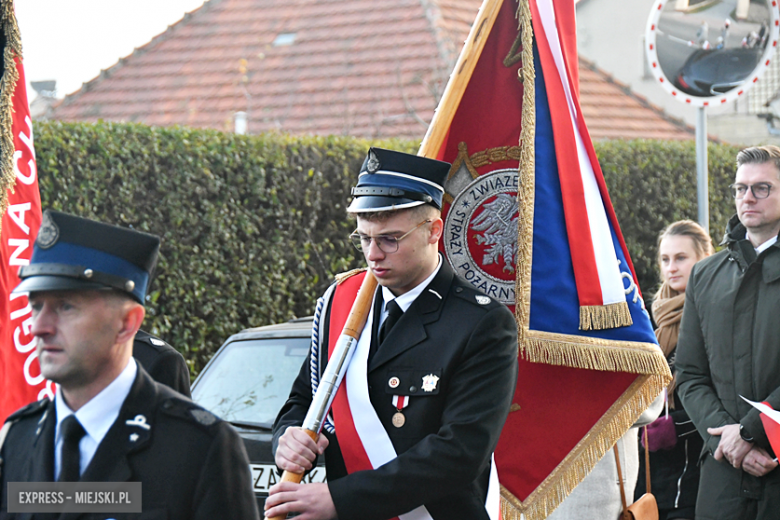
[33,121,740,373]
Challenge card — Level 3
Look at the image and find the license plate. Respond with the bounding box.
[249,464,327,494]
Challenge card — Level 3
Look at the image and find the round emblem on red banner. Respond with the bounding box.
[444,169,518,305]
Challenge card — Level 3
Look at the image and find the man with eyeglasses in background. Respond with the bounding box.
[677,145,780,519]
[266,148,518,520]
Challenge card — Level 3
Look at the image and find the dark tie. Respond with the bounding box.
[59,415,86,482]
[378,299,403,344]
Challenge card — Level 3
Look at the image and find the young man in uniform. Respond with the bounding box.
[0,210,259,520]
[267,148,518,520]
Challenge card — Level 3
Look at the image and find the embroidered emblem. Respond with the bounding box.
[388,376,400,389]
[36,212,59,249]
[444,168,519,305]
[421,374,439,392]
[191,409,217,426]
[125,415,151,430]
[150,337,165,346]
[366,150,381,173]
[129,433,139,442]
[476,295,490,305]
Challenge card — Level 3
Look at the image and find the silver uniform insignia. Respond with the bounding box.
[421,374,439,392]
[191,409,217,426]
[129,433,139,442]
[366,150,381,173]
[150,338,165,346]
[476,295,490,305]
[125,415,151,430]
[36,212,59,249]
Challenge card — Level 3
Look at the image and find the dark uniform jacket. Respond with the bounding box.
[273,262,518,520]
[0,364,259,520]
[133,330,191,397]
[677,215,780,519]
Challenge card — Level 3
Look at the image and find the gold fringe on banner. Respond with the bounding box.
[515,0,536,351]
[523,332,672,377]
[500,374,669,520]
[578,301,633,331]
[0,0,22,234]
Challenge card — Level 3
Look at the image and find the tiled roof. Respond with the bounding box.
[51,0,694,141]
[578,57,694,141]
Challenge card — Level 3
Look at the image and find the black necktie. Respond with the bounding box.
[379,299,403,344]
[59,415,86,482]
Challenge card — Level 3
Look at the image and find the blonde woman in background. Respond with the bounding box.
[635,220,714,520]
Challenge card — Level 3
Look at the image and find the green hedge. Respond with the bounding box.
[597,139,740,301]
[33,121,741,375]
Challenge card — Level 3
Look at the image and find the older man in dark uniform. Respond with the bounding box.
[267,148,518,520]
[0,210,258,520]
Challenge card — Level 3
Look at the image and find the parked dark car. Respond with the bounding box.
[674,47,762,97]
[190,317,326,511]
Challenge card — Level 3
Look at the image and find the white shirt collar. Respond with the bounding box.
[755,235,778,255]
[55,358,137,466]
[381,254,442,313]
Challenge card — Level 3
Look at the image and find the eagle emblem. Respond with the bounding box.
[36,212,59,249]
[366,150,381,173]
[470,193,519,273]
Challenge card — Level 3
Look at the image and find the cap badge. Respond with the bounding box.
[366,150,381,173]
[476,295,490,305]
[421,374,439,392]
[36,212,59,249]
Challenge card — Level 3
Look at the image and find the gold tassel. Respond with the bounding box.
[579,302,633,331]
[0,1,23,235]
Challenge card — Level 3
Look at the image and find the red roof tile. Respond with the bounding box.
[51,0,694,141]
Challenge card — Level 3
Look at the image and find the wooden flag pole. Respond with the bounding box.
[418,0,504,158]
[267,271,378,520]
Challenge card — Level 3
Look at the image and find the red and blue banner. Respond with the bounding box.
[419,0,670,518]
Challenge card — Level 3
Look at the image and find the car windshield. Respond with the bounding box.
[192,336,309,426]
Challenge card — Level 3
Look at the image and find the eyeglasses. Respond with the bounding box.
[349,219,432,253]
[730,182,774,199]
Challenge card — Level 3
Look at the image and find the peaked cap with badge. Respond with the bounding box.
[347,147,451,213]
[14,210,160,303]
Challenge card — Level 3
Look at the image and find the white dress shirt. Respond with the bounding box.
[755,235,778,255]
[378,254,442,327]
[54,358,137,480]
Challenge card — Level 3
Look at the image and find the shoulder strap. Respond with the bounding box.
[643,425,651,494]
[614,444,629,518]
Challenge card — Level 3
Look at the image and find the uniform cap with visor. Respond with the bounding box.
[347,147,451,213]
[14,210,160,304]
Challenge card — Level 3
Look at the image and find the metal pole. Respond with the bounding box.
[696,106,709,233]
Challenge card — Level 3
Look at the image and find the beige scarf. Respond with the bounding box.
[652,281,685,405]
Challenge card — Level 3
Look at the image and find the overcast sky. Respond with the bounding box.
[15,0,206,100]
